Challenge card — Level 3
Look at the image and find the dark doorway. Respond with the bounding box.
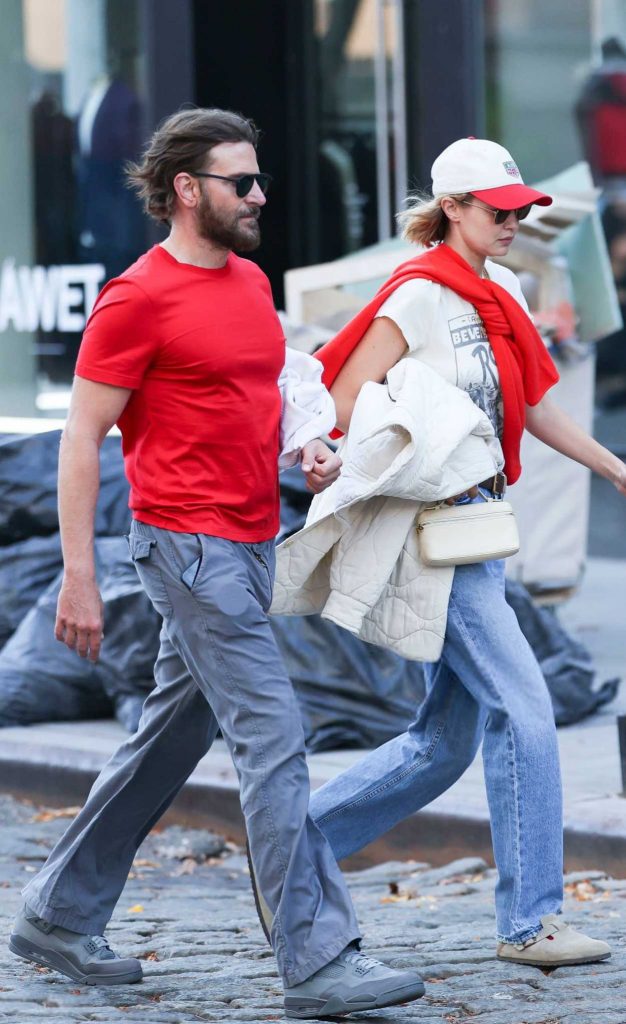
[193,0,303,305]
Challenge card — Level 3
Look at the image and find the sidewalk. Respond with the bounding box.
[1,556,624,875]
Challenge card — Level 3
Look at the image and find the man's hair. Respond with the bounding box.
[126,107,260,223]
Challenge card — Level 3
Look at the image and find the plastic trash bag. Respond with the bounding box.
[271,612,426,751]
[273,467,425,750]
[270,473,620,748]
[0,442,617,744]
[0,431,130,545]
[504,577,619,725]
[0,537,159,731]
[0,534,63,649]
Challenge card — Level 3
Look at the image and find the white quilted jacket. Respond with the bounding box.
[271,358,503,661]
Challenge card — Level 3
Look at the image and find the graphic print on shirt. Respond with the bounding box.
[447,312,503,437]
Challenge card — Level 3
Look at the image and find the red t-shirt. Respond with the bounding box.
[76,245,285,541]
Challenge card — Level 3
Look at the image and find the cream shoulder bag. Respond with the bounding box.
[416,496,519,567]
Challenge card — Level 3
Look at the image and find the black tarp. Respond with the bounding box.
[505,578,619,725]
[0,431,130,545]
[0,534,63,649]
[0,537,158,731]
[272,469,620,744]
[0,445,619,744]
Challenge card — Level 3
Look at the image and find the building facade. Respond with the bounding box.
[0,0,622,415]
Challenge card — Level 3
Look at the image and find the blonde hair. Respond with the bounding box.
[397,190,468,247]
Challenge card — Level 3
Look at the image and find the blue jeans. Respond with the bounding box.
[309,556,564,943]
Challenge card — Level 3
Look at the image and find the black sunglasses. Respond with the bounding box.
[190,171,272,198]
[460,199,532,225]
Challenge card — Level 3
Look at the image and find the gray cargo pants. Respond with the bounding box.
[22,520,361,986]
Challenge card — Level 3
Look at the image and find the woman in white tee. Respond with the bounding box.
[308,138,625,970]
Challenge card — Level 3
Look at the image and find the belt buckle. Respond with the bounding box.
[492,472,507,500]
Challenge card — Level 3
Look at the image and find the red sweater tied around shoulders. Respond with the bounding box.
[315,242,559,484]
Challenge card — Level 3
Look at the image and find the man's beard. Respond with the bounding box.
[196,192,261,252]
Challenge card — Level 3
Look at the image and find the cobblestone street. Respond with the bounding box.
[0,795,624,1024]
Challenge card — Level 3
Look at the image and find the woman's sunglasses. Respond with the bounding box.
[190,171,272,198]
[459,199,532,225]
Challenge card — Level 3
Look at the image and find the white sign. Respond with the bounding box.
[0,261,105,333]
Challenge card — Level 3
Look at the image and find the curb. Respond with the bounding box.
[2,747,626,877]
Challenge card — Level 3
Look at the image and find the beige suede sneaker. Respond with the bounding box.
[497,914,611,967]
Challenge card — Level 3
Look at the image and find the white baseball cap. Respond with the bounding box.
[431,138,552,209]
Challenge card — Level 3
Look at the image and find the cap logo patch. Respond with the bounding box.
[503,160,521,178]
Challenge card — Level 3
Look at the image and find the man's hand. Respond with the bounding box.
[301,439,342,493]
[55,574,105,663]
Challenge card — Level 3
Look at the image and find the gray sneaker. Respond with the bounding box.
[9,905,143,986]
[283,943,425,1019]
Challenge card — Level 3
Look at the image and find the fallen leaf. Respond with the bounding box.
[172,858,197,876]
[31,807,81,823]
[137,951,160,961]
[133,859,161,869]
[380,892,436,905]
[564,880,599,901]
[382,883,418,902]
[127,904,144,913]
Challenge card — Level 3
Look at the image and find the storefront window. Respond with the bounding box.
[313,0,403,262]
[0,0,147,417]
[485,0,626,401]
[485,0,591,181]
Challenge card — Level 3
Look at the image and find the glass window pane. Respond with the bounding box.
[314,0,394,261]
[485,0,590,181]
[0,0,147,417]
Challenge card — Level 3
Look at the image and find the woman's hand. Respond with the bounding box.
[612,461,626,497]
[526,396,626,496]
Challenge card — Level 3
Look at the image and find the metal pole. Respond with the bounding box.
[618,715,626,796]
[391,0,408,228]
[374,0,391,240]
[0,0,37,416]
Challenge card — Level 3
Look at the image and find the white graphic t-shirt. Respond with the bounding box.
[375,259,529,440]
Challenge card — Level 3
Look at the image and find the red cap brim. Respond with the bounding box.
[470,184,553,209]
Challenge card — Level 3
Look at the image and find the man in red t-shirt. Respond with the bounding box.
[10,109,425,1017]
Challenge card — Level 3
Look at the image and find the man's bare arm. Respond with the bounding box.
[55,376,132,662]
